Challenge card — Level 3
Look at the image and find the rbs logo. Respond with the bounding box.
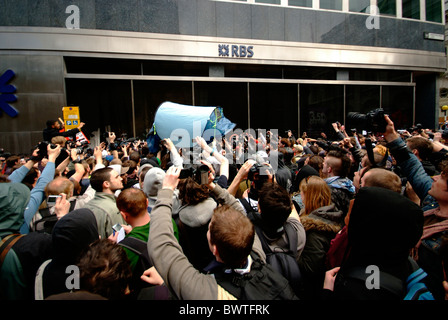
[219,44,254,58]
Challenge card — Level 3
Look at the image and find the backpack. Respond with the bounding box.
[254,223,303,297]
[0,234,25,270]
[118,236,153,294]
[212,252,299,300]
[341,257,435,300]
[240,198,303,296]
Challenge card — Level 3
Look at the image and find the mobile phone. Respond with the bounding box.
[112,223,122,233]
[47,195,61,207]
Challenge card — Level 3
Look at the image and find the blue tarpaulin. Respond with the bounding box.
[146,101,236,153]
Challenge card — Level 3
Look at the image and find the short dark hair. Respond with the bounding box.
[78,239,132,300]
[46,120,57,128]
[258,182,292,235]
[89,167,113,192]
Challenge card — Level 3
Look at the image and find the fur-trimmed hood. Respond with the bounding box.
[300,203,343,234]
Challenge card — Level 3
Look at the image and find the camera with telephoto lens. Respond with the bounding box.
[347,108,388,133]
[178,164,210,185]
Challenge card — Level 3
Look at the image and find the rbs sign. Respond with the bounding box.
[219,44,254,58]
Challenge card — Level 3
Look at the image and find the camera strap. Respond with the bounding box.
[365,138,388,168]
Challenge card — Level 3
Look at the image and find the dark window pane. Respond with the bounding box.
[378,0,396,16]
[194,82,249,130]
[289,0,313,8]
[133,80,193,139]
[300,84,344,138]
[402,0,420,19]
[349,0,370,13]
[250,83,298,134]
[382,86,414,130]
[345,85,381,132]
[320,0,342,11]
[256,0,281,4]
[66,79,133,136]
[426,0,442,22]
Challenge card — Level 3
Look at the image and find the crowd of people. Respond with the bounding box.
[1,114,448,301]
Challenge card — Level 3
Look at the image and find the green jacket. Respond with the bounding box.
[0,183,30,240]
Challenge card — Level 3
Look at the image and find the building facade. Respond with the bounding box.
[0,0,446,154]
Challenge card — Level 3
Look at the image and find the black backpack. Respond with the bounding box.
[254,223,303,297]
[340,257,434,300]
[118,236,153,294]
[212,252,299,300]
[240,198,303,296]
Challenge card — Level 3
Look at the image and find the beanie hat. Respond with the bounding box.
[143,167,165,197]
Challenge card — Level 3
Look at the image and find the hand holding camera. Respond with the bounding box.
[163,166,182,191]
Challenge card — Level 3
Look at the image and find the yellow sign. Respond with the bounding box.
[63,106,80,130]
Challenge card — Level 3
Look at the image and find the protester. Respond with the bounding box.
[5,114,448,302]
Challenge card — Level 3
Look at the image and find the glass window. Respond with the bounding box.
[345,85,381,132]
[250,83,299,134]
[66,79,135,137]
[256,0,281,4]
[377,0,396,16]
[426,0,442,23]
[402,0,420,19]
[320,0,342,11]
[194,82,249,130]
[288,0,313,8]
[299,84,344,138]
[133,80,193,138]
[382,86,414,130]
[349,0,370,13]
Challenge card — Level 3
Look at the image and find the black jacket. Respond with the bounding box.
[42,127,80,142]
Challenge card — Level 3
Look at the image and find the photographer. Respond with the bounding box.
[6,144,62,234]
[383,114,448,300]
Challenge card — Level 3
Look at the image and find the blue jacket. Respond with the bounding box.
[386,137,438,212]
[8,161,56,234]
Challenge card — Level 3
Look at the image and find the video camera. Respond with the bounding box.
[347,108,388,133]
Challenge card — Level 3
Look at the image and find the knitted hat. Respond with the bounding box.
[143,167,165,198]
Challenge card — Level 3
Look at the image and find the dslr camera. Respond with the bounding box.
[347,108,388,133]
[178,164,210,185]
[35,141,57,160]
[248,163,273,182]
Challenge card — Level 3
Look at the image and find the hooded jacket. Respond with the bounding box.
[0,183,30,239]
[40,208,99,299]
[298,203,343,299]
[330,187,424,300]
